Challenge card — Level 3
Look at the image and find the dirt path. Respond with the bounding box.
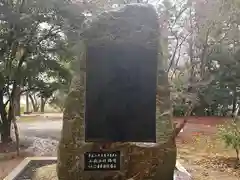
[0,157,24,179]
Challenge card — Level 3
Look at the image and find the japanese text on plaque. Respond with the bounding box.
[84,151,120,171]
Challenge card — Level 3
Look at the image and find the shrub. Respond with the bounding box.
[218,121,240,166]
[173,104,188,117]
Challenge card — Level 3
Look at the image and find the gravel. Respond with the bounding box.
[22,137,58,156]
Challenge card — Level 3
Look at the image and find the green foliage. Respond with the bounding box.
[165,0,240,117]
[218,121,240,160]
[0,0,81,102]
[49,90,68,111]
[173,104,188,116]
[0,0,85,141]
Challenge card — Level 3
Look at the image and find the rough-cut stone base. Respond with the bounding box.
[57,140,176,180]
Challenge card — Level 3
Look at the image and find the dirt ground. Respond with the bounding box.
[176,116,240,180]
[0,157,24,179]
[0,116,239,180]
[0,141,31,179]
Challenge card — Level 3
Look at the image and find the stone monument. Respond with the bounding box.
[57,3,176,180]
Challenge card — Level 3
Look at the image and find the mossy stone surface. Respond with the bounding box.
[57,3,176,180]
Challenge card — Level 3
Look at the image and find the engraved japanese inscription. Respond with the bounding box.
[84,151,121,171]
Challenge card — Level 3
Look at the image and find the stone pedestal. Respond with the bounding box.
[57,4,176,180]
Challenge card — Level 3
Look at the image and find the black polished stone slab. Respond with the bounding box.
[85,44,157,142]
[84,151,121,171]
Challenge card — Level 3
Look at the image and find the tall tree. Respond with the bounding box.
[0,0,83,142]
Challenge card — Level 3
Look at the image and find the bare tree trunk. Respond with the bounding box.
[11,101,20,156]
[1,83,19,143]
[6,84,17,142]
[26,91,30,113]
[40,96,46,113]
[8,83,20,155]
[1,116,12,143]
[14,86,21,116]
[233,102,239,123]
[29,94,39,112]
[232,86,237,115]
[0,89,12,143]
[188,6,195,84]
[235,149,239,168]
[236,149,239,161]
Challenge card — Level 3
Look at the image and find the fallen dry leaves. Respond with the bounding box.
[177,133,240,180]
